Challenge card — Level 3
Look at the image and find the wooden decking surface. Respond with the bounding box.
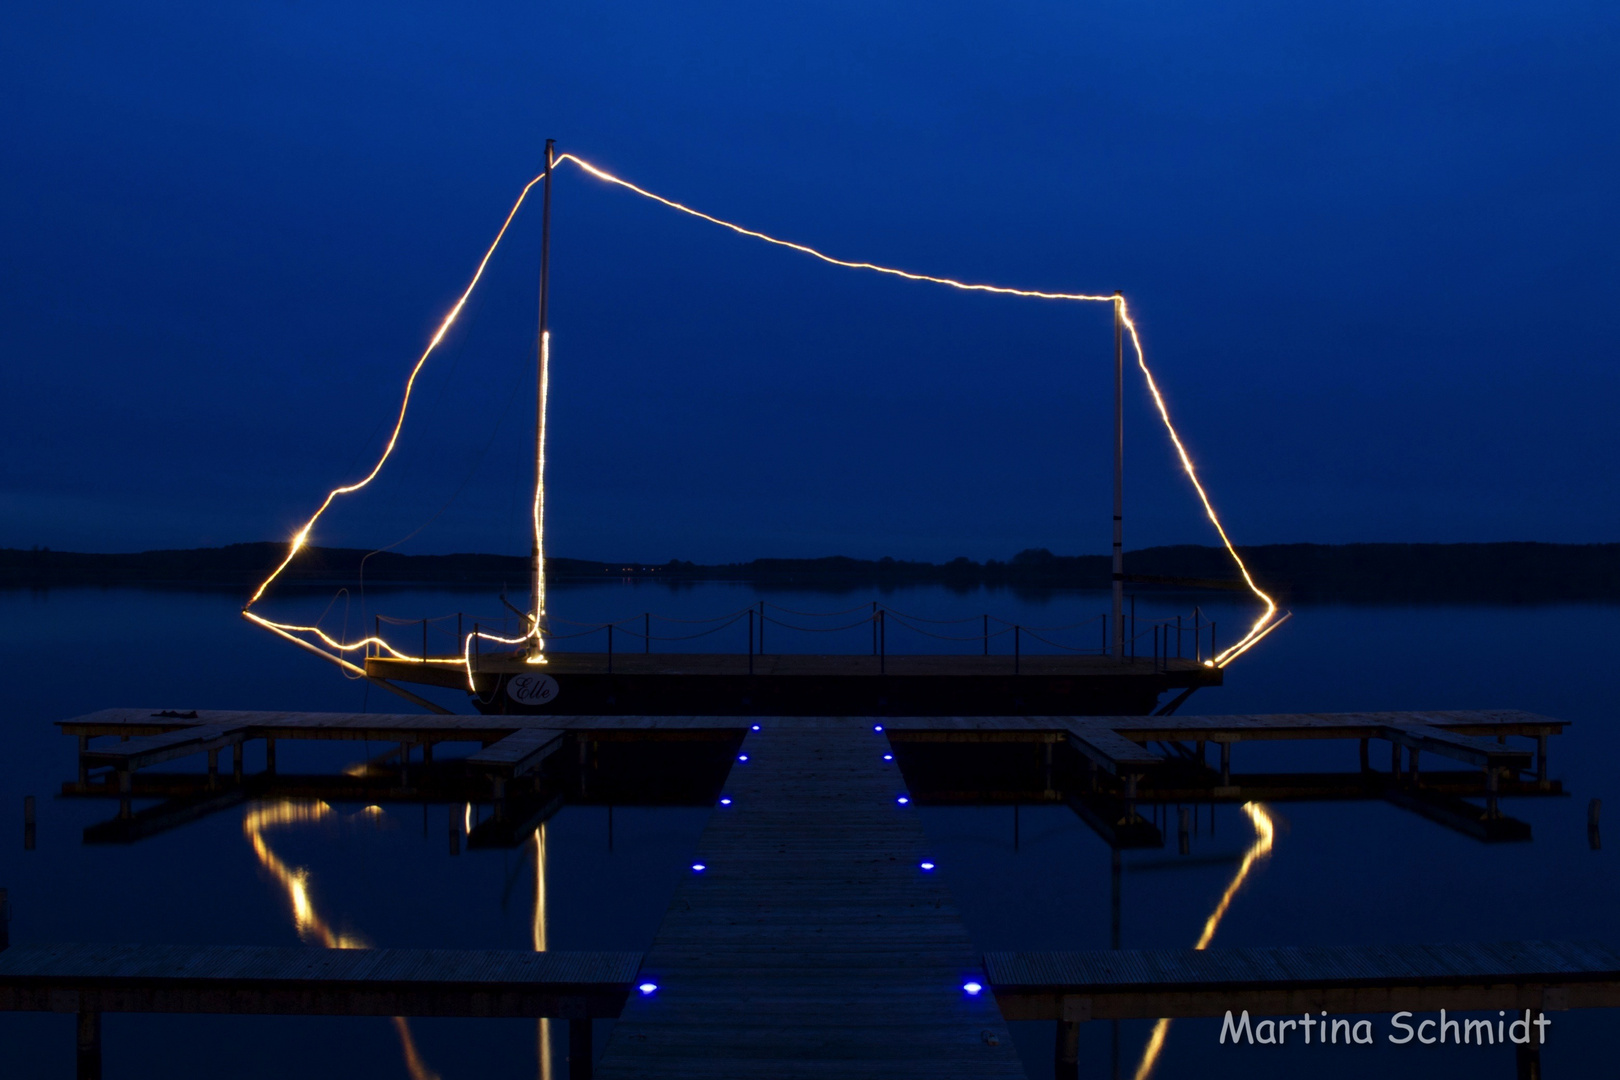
[988,940,1620,1020]
[0,943,639,1018]
[594,722,1025,1079]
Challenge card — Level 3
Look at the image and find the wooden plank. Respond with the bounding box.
[594,722,1025,1079]
[987,941,1620,1021]
[1380,723,1533,768]
[80,725,247,770]
[0,944,640,1019]
[1066,725,1164,774]
[465,729,568,777]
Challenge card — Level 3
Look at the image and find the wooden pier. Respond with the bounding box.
[0,943,637,1079]
[593,722,1026,1078]
[988,940,1620,1079]
[17,706,1601,1076]
[366,652,1222,717]
[57,708,1567,847]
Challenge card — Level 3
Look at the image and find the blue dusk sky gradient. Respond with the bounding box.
[2,1,1617,562]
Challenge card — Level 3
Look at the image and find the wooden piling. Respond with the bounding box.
[76,1006,101,1080]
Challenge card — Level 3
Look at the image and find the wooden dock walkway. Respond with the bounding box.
[0,942,639,1079]
[57,708,1567,847]
[593,721,1026,1079]
[988,940,1620,1078]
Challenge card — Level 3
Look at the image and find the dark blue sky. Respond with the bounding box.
[3,1,1616,562]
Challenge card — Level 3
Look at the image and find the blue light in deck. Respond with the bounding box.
[963,981,983,996]
[920,861,935,871]
[737,754,749,762]
[719,797,733,806]
[751,724,761,731]
[638,982,658,995]
[873,724,884,732]
[896,796,909,805]
[883,753,893,761]
[692,863,706,872]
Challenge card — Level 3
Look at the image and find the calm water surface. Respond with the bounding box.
[0,583,1614,1078]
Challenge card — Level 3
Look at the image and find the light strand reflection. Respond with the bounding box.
[1130,803,1276,1080]
[244,799,443,1080]
[534,825,553,1080]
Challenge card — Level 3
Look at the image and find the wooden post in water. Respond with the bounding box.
[76,1006,101,1080]
[569,1018,593,1080]
[1111,291,1125,660]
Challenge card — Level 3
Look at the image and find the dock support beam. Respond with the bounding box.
[1219,742,1230,786]
[232,743,244,783]
[569,1018,593,1080]
[1054,1019,1079,1080]
[76,1006,101,1080]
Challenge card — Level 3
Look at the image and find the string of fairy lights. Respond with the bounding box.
[240,150,1284,685]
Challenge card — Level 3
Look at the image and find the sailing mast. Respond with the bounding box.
[529,138,555,663]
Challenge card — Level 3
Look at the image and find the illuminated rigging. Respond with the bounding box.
[241,149,1281,675]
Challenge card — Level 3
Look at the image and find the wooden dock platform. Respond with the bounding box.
[0,942,638,1079]
[366,651,1223,717]
[593,721,1027,1079]
[57,708,1568,847]
[989,940,1620,1078]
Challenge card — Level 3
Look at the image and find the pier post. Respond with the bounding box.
[232,742,244,783]
[1178,806,1190,855]
[1054,1019,1080,1080]
[1042,741,1053,793]
[78,735,89,785]
[1537,734,1549,789]
[1516,1016,1543,1079]
[423,742,433,766]
[399,743,410,788]
[265,738,276,775]
[1219,742,1230,786]
[206,749,219,789]
[1485,766,1500,819]
[118,770,132,820]
[568,1018,593,1080]
[76,1006,101,1080]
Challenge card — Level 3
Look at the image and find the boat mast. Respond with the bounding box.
[530,138,555,662]
[1111,291,1124,660]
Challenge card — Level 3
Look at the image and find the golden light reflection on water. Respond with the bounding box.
[244,799,443,1080]
[534,825,553,1080]
[1132,803,1276,1080]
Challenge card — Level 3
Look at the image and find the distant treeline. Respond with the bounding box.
[3,541,1619,603]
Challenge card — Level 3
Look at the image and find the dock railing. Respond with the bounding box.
[365,600,1219,669]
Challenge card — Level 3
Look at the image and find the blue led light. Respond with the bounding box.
[719,797,732,806]
[883,753,893,761]
[873,724,884,732]
[638,982,658,995]
[692,863,706,872]
[896,796,910,805]
[963,981,983,996]
[737,754,749,762]
[751,724,761,731]
[920,861,935,871]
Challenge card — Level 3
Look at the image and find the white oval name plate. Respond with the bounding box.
[506,672,560,706]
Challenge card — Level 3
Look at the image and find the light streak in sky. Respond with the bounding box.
[1131,803,1276,1080]
[243,151,1280,672]
[244,800,443,1080]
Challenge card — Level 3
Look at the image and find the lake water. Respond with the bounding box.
[1,582,1615,1078]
